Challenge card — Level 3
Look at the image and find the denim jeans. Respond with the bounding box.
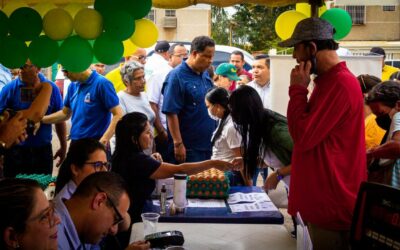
[252,167,268,186]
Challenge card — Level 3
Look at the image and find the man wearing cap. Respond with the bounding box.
[105,48,147,93]
[147,43,188,159]
[145,40,170,81]
[369,46,399,81]
[214,63,241,90]
[279,18,366,249]
[162,36,216,163]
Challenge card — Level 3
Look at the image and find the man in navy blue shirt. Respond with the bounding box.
[43,68,123,146]
[162,36,216,163]
[0,60,66,177]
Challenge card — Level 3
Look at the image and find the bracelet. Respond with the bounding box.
[276,170,284,181]
[174,142,183,148]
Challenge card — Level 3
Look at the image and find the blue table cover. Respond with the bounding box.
[144,186,284,224]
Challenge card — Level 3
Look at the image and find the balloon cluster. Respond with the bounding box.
[275,4,352,42]
[0,0,158,72]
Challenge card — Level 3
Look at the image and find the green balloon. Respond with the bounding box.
[0,36,28,68]
[103,9,135,41]
[117,0,152,20]
[59,36,93,73]
[0,11,9,37]
[94,34,123,65]
[9,7,42,41]
[94,0,113,16]
[320,8,352,40]
[29,35,59,68]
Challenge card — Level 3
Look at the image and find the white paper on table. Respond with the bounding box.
[229,201,278,213]
[187,198,226,208]
[227,192,271,204]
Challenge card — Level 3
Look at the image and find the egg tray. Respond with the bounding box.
[16,174,56,190]
[186,168,230,199]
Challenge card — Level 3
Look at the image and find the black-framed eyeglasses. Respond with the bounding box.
[28,201,57,228]
[96,186,124,226]
[85,161,111,171]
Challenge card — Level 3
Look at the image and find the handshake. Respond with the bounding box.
[213,157,244,172]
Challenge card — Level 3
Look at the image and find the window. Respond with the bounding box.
[145,9,155,22]
[383,6,396,11]
[344,5,365,25]
[165,10,176,17]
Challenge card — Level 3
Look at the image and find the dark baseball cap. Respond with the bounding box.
[278,18,334,47]
[368,47,386,57]
[155,40,170,53]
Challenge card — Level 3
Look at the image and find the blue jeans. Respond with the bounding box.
[252,167,268,186]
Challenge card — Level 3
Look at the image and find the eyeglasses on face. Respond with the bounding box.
[95,186,124,226]
[84,161,111,171]
[28,201,57,228]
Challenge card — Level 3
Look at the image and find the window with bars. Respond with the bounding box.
[145,9,155,22]
[344,6,365,25]
[165,10,176,17]
[383,6,396,11]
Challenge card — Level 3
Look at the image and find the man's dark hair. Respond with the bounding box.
[254,54,270,68]
[365,81,400,108]
[190,36,215,53]
[303,39,339,51]
[231,50,244,60]
[168,43,185,56]
[72,172,128,206]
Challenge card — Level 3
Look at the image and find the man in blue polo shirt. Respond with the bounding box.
[0,59,66,177]
[43,67,123,146]
[162,36,216,163]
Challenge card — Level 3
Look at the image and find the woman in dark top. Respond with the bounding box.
[112,112,236,223]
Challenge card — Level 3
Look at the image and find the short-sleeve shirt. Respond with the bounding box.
[162,61,215,151]
[64,71,119,140]
[112,151,161,222]
[0,73,63,146]
[247,80,271,109]
[211,116,241,162]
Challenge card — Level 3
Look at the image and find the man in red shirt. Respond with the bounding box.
[279,18,367,249]
[229,50,252,91]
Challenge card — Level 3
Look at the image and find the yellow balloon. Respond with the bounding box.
[63,3,85,18]
[296,3,327,17]
[34,2,57,17]
[43,8,73,41]
[275,10,307,40]
[130,19,158,48]
[74,8,103,40]
[2,0,28,16]
[123,39,138,57]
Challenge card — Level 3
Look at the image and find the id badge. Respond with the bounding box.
[20,87,36,103]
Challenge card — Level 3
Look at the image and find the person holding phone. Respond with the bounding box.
[278,18,367,249]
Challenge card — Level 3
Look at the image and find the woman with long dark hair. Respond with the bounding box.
[205,87,249,185]
[229,85,293,190]
[112,112,236,223]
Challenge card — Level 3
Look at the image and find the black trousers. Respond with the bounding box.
[3,144,53,177]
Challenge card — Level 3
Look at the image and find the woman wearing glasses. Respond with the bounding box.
[0,178,60,250]
[54,138,109,202]
[110,61,156,156]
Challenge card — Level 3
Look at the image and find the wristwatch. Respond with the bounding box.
[276,169,284,181]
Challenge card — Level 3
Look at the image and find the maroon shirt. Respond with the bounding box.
[229,68,253,92]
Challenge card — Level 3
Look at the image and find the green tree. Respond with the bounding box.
[231,4,293,52]
[211,6,230,45]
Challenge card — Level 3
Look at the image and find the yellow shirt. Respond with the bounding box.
[365,113,386,150]
[382,64,399,81]
[105,65,125,93]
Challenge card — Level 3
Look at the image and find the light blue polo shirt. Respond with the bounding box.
[64,71,119,140]
[0,73,63,146]
[162,61,215,151]
[55,198,99,250]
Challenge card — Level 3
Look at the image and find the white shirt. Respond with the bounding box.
[263,148,290,190]
[211,116,242,162]
[147,64,173,130]
[145,53,169,82]
[247,80,271,109]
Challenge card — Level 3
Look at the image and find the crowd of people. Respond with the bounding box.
[0,16,400,250]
